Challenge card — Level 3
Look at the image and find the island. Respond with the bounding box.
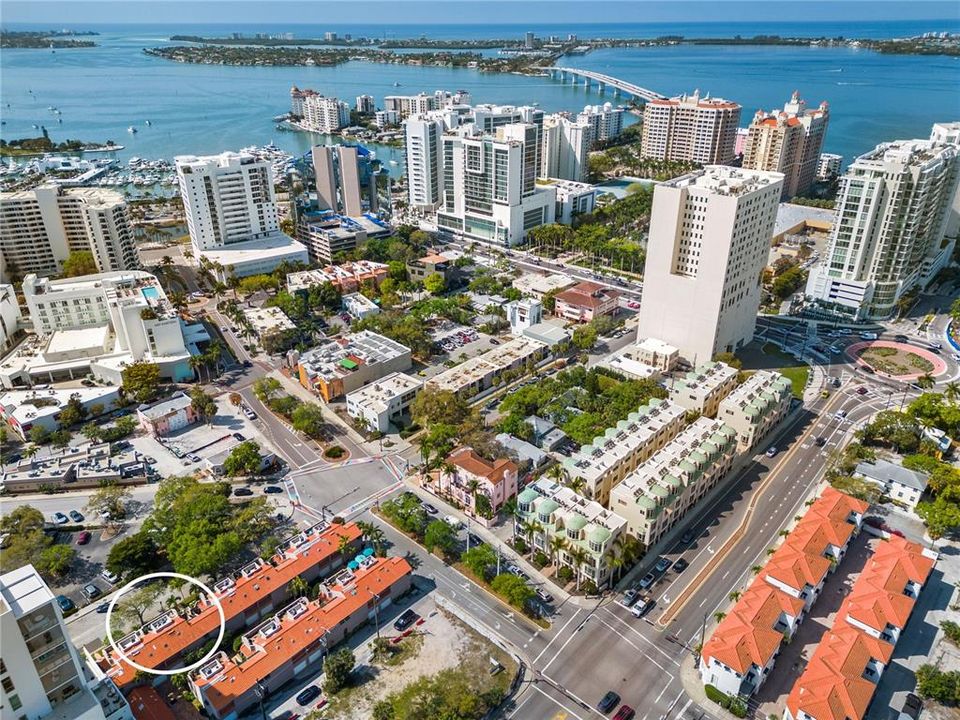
[1,31,97,48]
[144,46,496,70]
[0,136,121,157]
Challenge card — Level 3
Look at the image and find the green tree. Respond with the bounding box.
[34,544,76,579]
[291,402,326,439]
[189,386,217,425]
[410,387,472,428]
[461,544,497,578]
[106,532,161,581]
[287,575,310,598]
[323,648,356,695]
[86,482,131,526]
[915,664,960,704]
[49,429,72,448]
[252,377,282,403]
[61,250,98,277]
[121,362,161,403]
[423,272,446,295]
[490,573,535,609]
[917,497,960,539]
[57,393,89,428]
[572,324,598,350]
[223,441,262,477]
[29,424,50,445]
[423,520,458,558]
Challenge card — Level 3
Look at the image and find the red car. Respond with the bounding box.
[614,705,636,720]
[75,531,91,545]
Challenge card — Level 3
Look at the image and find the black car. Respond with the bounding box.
[242,360,253,368]
[422,503,439,515]
[233,432,245,441]
[233,487,254,496]
[295,685,321,706]
[673,558,689,573]
[467,533,484,548]
[815,436,826,447]
[894,334,908,343]
[680,529,696,545]
[263,485,284,494]
[96,602,110,614]
[69,510,85,523]
[393,608,420,631]
[598,691,621,714]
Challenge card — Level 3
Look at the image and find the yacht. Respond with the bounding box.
[127,126,138,134]
[145,120,152,126]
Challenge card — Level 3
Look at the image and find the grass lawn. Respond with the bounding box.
[760,343,809,398]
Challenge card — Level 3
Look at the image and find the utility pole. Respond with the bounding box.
[370,591,381,640]
[697,611,708,663]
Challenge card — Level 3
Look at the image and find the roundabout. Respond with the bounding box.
[845,341,947,381]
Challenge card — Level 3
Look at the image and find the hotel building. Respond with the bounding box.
[641,90,742,164]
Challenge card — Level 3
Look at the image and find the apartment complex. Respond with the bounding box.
[302,94,351,133]
[601,337,680,381]
[94,522,362,688]
[287,261,388,294]
[717,370,793,451]
[668,361,739,417]
[1,185,137,281]
[404,115,444,211]
[0,284,23,352]
[577,103,625,143]
[437,122,556,246]
[294,211,391,265]
[545,178,598,224]
[563,398,687,506]
[637,166,783,363]
[0,271,198,388]
[311,144,383,217]
[641,90,742,164]
[742,91,830,200]
[805,129,960,319]
[345,371,423,432]
[436,446,519,524]
[553,280,619,322]
[1,565,131,720]
[190,556,412,720]
[176,152,308,278]
[610,417,738,546]
[540,114,591,181]
[516,477,628,590]
[426,336,547,396]
[816,153,843,180]
[355,94,376,114]
[296,330,412,402]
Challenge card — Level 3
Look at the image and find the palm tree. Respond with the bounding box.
[288,575,309,598]
[714,611,726,623]
[917,373,935,390]
[24,444,40,461]
[944,381,960,404]
[546,463,568,484]
[188,354,205,383]
[161,255,174,267]
[568,546,590,591]
[337,533,354,561]
[522,519,543,547]
[728,590,742,602]
[548,536,568,567]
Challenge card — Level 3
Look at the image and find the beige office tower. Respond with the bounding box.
[641,90,742,164]
[742,91,830,200]
[0,186,137,281]
[312,145,338,211]
[637,166,783,364]
[311,145,365,216]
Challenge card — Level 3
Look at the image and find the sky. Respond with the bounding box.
[3,0,959,26]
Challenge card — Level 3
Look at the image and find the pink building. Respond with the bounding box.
[136,391,198,437]
[553,281,619,323]
[437,447,519,526]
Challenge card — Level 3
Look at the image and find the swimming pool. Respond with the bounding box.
[141,286,160,301]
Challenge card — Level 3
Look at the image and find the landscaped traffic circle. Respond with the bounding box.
[846,341,947,380]
[104,572,226,676]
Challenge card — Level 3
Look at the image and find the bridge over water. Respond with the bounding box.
[542,66,666,103]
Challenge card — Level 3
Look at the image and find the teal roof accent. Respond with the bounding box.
[650,485,670,498]
[587,526,612,545]
[635,496,657,510]
[518,487,539,504]
[663,474,683,489]
[566,513,588,532]
[537,498,560,516]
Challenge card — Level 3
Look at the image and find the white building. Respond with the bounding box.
[1,565,131,720]
[1,185,138,281]
[176,152,308,279]
[0,271,198,388]
[385,93,436,118]
[512,272,577,299]
[505,297,543,335]
[563,398,687,506]
[717,370,793,451]
[342,292,380,319]
[577,103,624,143]
[541,178,598,224]
[294,212,390,266]
[404,115,444,211]
[609,417,738,546]
[437,122,556,246]
[817,152,843,181]
[345,371,423,433]
[805,130,960,319]
[427,336,547,396]
[541,114,591,181]
[296,330,412,401]
[600,337,679,380]
[641,90,742,164]
[854,459,929,510]
[374,109,400,129]
[242,306,296,342]
[0,386,120,440]
[355,94,376,114]
[0,284,22,352]
[302,95,351,133]
[668,361,740,417]
[636,166,783,364]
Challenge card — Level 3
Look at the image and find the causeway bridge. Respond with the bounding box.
[542,66,666,103]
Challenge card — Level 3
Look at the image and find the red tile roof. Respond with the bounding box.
[554,281,619,310]
[447,446,517,486]
[763,545,831,593]
[128,686,177,720]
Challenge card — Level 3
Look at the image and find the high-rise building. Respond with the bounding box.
[311,145,382,217]
[302,95,351,133]
[577,102,624,143]
[805,131,960,319]
[540,114,591,181]
[525,31,536,49]
[355,94,376,114]
[176,152,308,278]
[404,114,444,211]
[436,122,556,246]
[742,91,830,200]
[385,93,436,118]
[641,90,742,164]
[1,186,138,282]
[1,565,132,720]
[637,166,783,363]
[817,153,843,181]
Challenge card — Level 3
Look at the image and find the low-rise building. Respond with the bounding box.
[541,178,598,224]
[516,477,628,589]
[0,442,148,494]
[295,211,391,265]
[296,331,412,402]
[427,336,547,397]
[496,432,549,467]
[190,556,412,720]
[553,281,619,323]
[406,251,461,285]
[506,297,543,336]
[610,418,738,546]
[563,398,686,506]
[435,446,519,524]
[345,372,422,433]
[525,415,568,451]
[286,261,389,294]
[94,522,363,688]
[854,459,929,510]
[512,272,577,299]
[717,370,793,452]
[342,292,380,319]
[634,337,680,372]
[136,391,197,437]
[600,338,680,381]
[242,306,296,341]
[0,386,119,440]
[668,361,739,417]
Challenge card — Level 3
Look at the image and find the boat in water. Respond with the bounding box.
[127,126,138,134]
[145,120,151,126]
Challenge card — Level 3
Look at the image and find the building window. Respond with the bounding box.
[9,694,22,711]
[2,677,13,693]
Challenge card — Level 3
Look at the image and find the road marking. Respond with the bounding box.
[598,608,679,665]
[534,608,583,665]
[541,615,590,672]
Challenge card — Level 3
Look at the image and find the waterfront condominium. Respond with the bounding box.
[311,144,382,217]
[1,185,138,282]
[817,152,844,181]
[176,152,308,279]
[641,90,742,165]
[805,126,960,319]
[302,94,351,134]
[540,113,592,182]
[742,91,831,200]
[404,114,444,212]
[637,166,783,364]
[436,122,556,246]
[577,102,624,143]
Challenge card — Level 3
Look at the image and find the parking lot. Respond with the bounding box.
[44,526,126,612]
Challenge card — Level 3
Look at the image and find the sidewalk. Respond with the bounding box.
[679,653,742,720]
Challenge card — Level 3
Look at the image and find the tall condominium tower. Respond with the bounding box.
[302,95,350,133]
[176,152,307,278]
[637,166,783,363]
[1,186,137,281]
[577,102,624,143]
[404,114,444,211]
[742,91,830,200]
[437,122,555,246]
[805,129,960,319]
[641,90,742,164]
[311,145,381,217]
[541,114,591,181]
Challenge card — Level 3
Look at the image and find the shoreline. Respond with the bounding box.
[0,144,125,158]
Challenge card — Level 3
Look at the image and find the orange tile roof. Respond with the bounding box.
[790,514,854,557]
[763,544,831,593]
[448,446,517,485]
[840,588,914,633]
[128,686,177,720]
[98,522,362,687]
[869,535,934,587]
[738,581,805,627]
[193,556,412,714]
[786,625,893,720]
[554,281,619,310]
[808,486,869,525]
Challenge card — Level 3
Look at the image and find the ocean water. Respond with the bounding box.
[2,21,959,172]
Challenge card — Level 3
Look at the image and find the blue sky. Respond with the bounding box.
[4,1,959,25]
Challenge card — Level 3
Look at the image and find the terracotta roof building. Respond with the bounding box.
[435,447,519,526]
[553,281,620,323]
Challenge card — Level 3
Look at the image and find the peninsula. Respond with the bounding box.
[0,136,121,157]
[1,30,97,48]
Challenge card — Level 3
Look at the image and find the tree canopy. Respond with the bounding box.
[61,250,98,278]
[121,362,161,403]
[223,440,263,476]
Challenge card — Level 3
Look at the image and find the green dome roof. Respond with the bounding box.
[565,513,588,532]
[537,498,560,516]
[587,526,612,545]
[518,487,539,504]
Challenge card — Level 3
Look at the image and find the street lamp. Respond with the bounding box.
[253,681,268,720]
[369,590,381,641]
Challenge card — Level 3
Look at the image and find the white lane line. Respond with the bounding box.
[541,615,590,672]
[531,684,587,720]
[534,608,583,665]
[598,607,679,665]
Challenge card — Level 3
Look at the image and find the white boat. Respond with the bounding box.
[127,126,138,134]
[145,120,151,126]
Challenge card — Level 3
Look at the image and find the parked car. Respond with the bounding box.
[613,705,636,720]
[467,533,484,548]
[393,608,419,631]
[631,597,653,618]
[263,485,284,494]
[56,595,75,612]
[638,573,656,590]
[673,558,689,573]
[82,583,101,599]
[101,569,120,585]
[535,588,554,604]
[233,487,253,497]
[233,432,245,441]
[69,510,84,523]
[422,503,439,515]
[443,515,463,530]
[52,512,69,524]
[597,691,621,714]
[75,531,91,545]
[295,686,321,706]
[653,557,672,574]
[489,338,500,345]
[856,386,869,395]
[188,454,202,463]
[765,446,778,458]
[620,588,640,608]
